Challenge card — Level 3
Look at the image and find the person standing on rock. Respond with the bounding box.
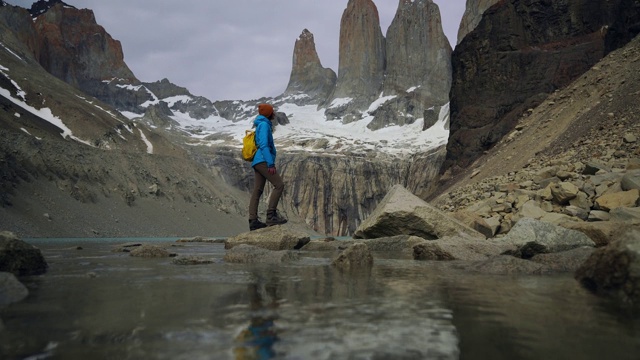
[248,103,288,231]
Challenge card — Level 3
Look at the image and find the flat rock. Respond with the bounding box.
[129,244,176,258]
[463,255,552,275]
[530,247,595,272]
[171,256,215,265]
[225,226,310,251]
[223,244,300,264]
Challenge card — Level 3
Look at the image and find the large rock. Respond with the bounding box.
[496,218,595,259]
[413,235,503,261]
[331,243,373,271]
[284,29,337,102]
[361,235,427,252]
[225,226,310,251]
[530,247,595,273]
[561,221,636,247]
[594,189,640,211]
[621,170,640,191]
[0,231,48,276]
[444,0,640,173]
[354,185,485,240]
[575,229,640,304]
[0,272,29,306]
[223,244,300,264]
[324,0,385,116]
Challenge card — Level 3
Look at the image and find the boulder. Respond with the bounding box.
[610,207,640,223]
[595,189,640,211]
[301,238,356,252]
[223,244,300,264]
[550,182,580,204]
[354,185,484,240]
[452,211,495,238]
[495,218,595,259]
[331,243,373,271]
[561,221,635,247]
[129,244,176,258]
[225,226,310,251]
[362,235,429,252]
[530,247,595,273]
[0,272,29,306]
[621,170,640,191]
[575,229,640,304]
[413,235,503,261]
[0,231,48,276]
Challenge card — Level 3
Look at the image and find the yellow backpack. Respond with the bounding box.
[241,130,257,161]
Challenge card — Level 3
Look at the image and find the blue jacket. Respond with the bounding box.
[251,115,276,168]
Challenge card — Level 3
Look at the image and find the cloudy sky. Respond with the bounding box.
[5,0,466,102]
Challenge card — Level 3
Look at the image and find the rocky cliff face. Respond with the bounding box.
[324,0,385,122]
[284,29,337,103]
[443,0,640,175]
[33,3,136,87]
[368,0,452,131]
[457,0,499,45]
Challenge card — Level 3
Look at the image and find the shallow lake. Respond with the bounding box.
[1,238,639,359]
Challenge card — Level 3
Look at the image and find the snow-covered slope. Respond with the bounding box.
[121,90,450,158]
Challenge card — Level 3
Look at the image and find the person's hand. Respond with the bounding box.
[268,166,277,175]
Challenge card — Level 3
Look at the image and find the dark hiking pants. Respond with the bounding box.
[249,162,285,220]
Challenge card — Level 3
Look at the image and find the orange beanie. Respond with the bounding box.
[258,103,274,117]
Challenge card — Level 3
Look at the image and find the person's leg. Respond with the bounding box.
[248,165,268,230]
[254,163,286,225]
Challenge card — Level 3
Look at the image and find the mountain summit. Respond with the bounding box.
[28,0,75,17]
[284,29,336,103]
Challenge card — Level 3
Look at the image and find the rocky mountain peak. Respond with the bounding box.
[32,2,137,103]
[29,0,75,18]
[324,0,385,117]
[284,28,336,102]
[364,0,452,130]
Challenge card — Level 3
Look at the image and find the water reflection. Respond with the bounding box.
[234,276,280,360]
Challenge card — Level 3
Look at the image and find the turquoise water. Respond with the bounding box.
[1,238,639,359]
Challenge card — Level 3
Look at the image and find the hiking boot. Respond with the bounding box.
[266,211,288,226]
[249,218,267,231]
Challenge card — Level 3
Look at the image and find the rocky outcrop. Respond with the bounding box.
[374,0,451,130]
[129,244,177,258]
[354,185,484,240]
[0,3,40,59]
[33,3,137,89]
[456,0,500,44]
[324,0,385,119]
[284,29,337,103]
[444,0,640,174]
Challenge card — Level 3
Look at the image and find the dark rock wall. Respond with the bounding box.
[444,0,640,174]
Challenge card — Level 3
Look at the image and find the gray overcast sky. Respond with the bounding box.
[5,1,466,102]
